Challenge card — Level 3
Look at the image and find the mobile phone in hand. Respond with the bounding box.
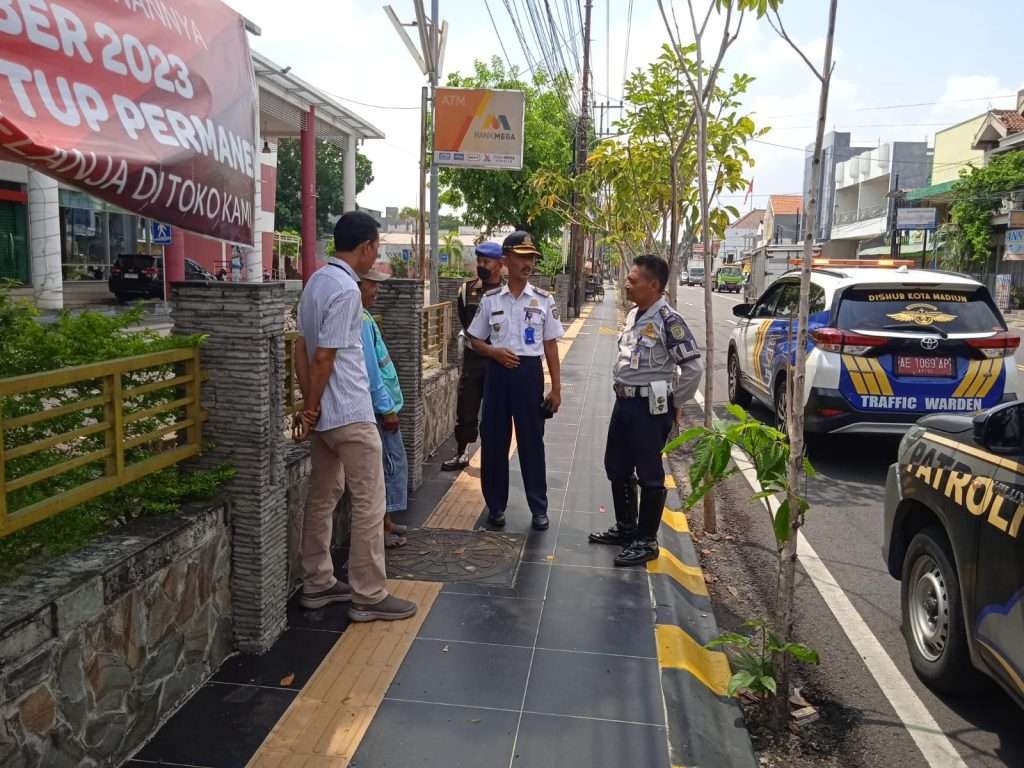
[540,398,555,420]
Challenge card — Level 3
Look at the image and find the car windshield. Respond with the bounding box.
[835,286,1004,334]
[720,268,741,276]
[116,255,159,269]
[690,267,704,275]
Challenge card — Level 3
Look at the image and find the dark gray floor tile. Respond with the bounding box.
[564,479,617,514]
[537,567,656,657]
[512,713,669,768]
[353,699,518,768]
[418,593,543,646]
[213,627,338,689]
[135,682,295,768]
[525,649,664,725]
[444,561,550,599]
[387,639,531,710]
[551,511,623,569]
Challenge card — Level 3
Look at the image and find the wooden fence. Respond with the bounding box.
[422,302,452,367]
[0,347,204,538]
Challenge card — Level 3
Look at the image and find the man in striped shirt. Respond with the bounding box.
[294,211,417,622]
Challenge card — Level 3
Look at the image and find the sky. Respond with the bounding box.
[230,0,1023,217]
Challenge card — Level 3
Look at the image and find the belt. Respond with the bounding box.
[613,383,673,398]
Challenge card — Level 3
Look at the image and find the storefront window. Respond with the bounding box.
[59,189,154,280]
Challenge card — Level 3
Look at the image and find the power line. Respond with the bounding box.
[323,92,419,110]
[762,93,1019,120]
[620,0,634,99]
[484,0,516,73]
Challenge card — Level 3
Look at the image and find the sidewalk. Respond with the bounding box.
[128,294,755,768]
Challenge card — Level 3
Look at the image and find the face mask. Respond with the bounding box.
[477,265,494,282]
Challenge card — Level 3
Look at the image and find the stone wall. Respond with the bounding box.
[0,504,232,768]
[437,277,464,364]
[422,365,460,459]
[172,281,287,653]
[372,279,425,489]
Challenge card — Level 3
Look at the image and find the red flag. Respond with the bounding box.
[743,178,754,205]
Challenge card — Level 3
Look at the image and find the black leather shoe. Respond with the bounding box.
[487,510,506,527]
[589,524,638,545]
[614,539,660,567]
[531,513,550,531]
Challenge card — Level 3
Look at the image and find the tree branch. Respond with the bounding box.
[768,9,825,82]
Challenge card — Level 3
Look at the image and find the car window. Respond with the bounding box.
[836,286,1004,333]
[116,255,157,269]
[987,406,1024,455]
[810,284,825,314]
[752,283,784,318]
[775,282,801,317]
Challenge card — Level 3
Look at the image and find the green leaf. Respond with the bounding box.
[783,643,821,665]
[726,671,758,697]
[758,675,778,695]
[773,499,791,545]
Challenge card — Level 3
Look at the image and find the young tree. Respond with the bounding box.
[767,0,838,730]
[658,0,773,532]
[439,57,574,245]
[275,141,373,232]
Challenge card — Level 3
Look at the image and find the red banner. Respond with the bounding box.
[0,0,257,244]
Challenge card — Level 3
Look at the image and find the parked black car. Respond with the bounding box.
[108,254,215,302]
[883,400,1024,708]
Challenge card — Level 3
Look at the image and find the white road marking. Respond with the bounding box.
[692,389,968,768]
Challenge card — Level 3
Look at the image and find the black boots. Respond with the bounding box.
[614,487,667,567]
[589,479,638,545]
[442,446,471,472]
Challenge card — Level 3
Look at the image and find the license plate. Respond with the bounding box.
[896,356,953,377]
[123,273,139,279]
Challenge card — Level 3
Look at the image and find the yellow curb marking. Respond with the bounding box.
[664,474,676,489]
[655,624,732,698]
[661,507,690,534]
[247,303,596,768]
[647,548,708,597]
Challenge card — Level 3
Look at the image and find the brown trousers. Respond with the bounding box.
[302,422,388,605]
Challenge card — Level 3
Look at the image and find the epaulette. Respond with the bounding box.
[658,305,680,321]
[484,287,503,297]
[533,287,551,298]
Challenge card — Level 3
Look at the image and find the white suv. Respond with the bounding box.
[728,267,1020,435]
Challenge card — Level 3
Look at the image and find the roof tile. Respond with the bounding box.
[769,194,803,215]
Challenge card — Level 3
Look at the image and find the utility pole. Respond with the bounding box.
[572,0,593,316]
[429,0,440,303]
[419,85,428,279]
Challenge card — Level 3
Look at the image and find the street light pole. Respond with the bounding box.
[429,0,440,304]
[572,0,593,316]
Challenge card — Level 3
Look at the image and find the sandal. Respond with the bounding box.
[385,532,407,549]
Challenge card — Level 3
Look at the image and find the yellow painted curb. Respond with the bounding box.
[661,507,689,534]
[655,624,732,698]
[647,547,707,597]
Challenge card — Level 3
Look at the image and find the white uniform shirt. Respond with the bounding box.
[467,283,564,357]
[296,257,375,430]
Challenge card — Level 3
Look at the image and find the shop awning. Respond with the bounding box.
[858,242,932,256]
[906,180,956,202]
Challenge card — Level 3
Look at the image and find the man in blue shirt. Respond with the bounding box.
[359,270,409,549]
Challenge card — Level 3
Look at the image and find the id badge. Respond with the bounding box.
[629,348,640,370]
[524,326,536,345]
[649,381,669,415]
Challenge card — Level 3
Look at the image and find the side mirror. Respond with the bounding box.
[732,303,752,318]
[973,401,1024,454]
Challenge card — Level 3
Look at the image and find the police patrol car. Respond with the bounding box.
[728,261,1020,435]
[883,401,1024,708]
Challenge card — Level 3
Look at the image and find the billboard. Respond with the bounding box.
[1006,229,1024,259]
[434,88,525,171]
[895,208,938,231]
[0,0,257,244]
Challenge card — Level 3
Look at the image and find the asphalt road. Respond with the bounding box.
[674,283,1024,768]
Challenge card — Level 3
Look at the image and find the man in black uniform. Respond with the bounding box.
[442,241,505,471]
[590,254,703,566]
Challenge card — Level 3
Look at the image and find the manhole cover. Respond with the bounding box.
[386,529,525,586]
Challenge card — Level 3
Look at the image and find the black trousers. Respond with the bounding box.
[604,395,675,490]
[454,346,488,447]
[481,356,547,516]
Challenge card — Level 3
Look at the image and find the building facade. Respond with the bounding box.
[721,209,764,264]
[762,195,802,246]
[802,132,872,242]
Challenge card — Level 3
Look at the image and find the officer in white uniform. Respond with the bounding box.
[467,231,564,530]
[590,254,703,566]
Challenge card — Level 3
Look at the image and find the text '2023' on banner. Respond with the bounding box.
[0,0,257,244]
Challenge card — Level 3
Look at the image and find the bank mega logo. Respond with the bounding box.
[475,112,516,141]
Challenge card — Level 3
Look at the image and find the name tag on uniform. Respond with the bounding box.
[524,326,536,345]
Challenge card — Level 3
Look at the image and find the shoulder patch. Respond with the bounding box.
[484,287,502,297]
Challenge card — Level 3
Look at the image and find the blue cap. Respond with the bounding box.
[475,241,504,260]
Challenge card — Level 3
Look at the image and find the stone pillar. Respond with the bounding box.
[438,276,464,364]
[344,132,357,213]
[27,169,62,310]
[171,281,288,653]
[373,279,425,489]
[300,107,317,283]
[245,159,263,282]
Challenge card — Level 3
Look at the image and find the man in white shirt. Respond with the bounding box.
[294,211,416,622]
[467,230,564,531]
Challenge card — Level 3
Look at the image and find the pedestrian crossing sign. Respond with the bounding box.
[151,223,172,245]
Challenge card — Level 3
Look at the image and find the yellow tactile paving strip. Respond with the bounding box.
[247,304,593,768]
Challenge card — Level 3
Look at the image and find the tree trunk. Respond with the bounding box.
[775,0,838,734]
[668,150,680,306]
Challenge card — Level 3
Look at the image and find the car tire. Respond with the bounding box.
[728,349,752,408]
[773,376,789,436]
[900,526,977,694]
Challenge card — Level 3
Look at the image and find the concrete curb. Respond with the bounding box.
[649,467,759,768]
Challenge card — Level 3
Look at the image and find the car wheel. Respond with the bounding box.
[774,377,788,436]
[728,349,752,408]
[900,527,976,693]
